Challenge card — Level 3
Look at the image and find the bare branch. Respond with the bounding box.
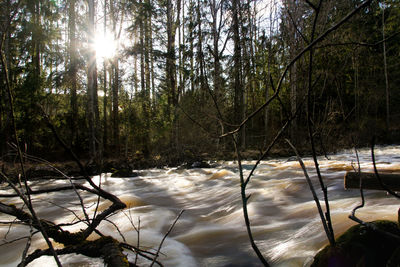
[150,210,184,267]
[20,221,33,265]
[316,30,400,49]
[286,139,334,245]
[305,0,318,11]
[120,242,164,267]
[286,8,309,43]
[220,0,373,139]
[234,137,270,267]
[244,95,306,188]
[0,172,62,266]
[350,147,365,218]
[348,216,400,242]
[305,0,335,246]
[19,236,130,267]
[371,138,400,199]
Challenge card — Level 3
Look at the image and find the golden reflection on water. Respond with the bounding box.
[208,170,232,180]
[1,146,400,266]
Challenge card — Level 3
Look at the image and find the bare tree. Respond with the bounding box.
[218,0,374,265]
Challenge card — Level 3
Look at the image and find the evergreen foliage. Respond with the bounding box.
[1,0,399,162]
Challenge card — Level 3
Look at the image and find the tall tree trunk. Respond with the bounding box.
[1,0,12,155]
[110,0,120,152]
[178,0,183,100]
[197,0,205,96]
[87,0,99,159]
[4,0,11,84]
[34,0,40,80]
[25,0,42,151]
[69,0,78,147]
[285,0,299,144]
[210,0,221,100]
[166,0,177,111]
[232,0,244,149]
[353,52,359,123]
[189,0,195,92]
[264,1,277,146]
[149,0,156,108]
[165,0,181,149]
[210,0,224,145]
[133,28,138,95]
[382,4,390,131]
[102,0,108,151]
[140,0,150,157]
[112,59,119,152]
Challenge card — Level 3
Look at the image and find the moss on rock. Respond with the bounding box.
[312,220,400,267]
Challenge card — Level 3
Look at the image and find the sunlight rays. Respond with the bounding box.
[93,33,117,60]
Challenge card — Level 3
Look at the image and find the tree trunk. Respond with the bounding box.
[382,5,390,131]
[149,0,156,108]
[110,0,120,152]
[264,0,278,147]
[264,31,271,147]
[197,0,205,96]
[232,0,244,149]
[1,0,12,155]
[189,0,195,92]
[283,0,304,144]
[345,172,400,191]
[210,0,225,148]
[178,0,183,100]
[112,59,119,152]
[165,0,181,149]
[87,0,99,159]
[133,28,138,95]
[102,0,108,152]
[140,1,150,157]
[69,0,78,147]
[166,0,177,111]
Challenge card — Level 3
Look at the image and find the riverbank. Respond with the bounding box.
[0,146,295,181]
[1,141,396,182]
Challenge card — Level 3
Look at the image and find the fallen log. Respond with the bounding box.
[344,171,400,191]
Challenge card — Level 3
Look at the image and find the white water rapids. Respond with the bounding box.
[1,146,400,266]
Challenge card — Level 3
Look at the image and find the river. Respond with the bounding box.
[1,146,400,266]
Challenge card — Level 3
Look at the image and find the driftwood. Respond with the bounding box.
[344,171,400,191]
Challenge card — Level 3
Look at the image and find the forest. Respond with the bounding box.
[1,0,400,266]
[1,0,399,166]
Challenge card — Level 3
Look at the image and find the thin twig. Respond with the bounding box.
[150,210,184,267]
[20,220,33,264]
[286,139,333,245]
[348,216,400,242]
[315,30,400,49]
[350,147,365,218]
[371,139,400,199]
[305,0,335,246]
[234,136,270,267]
[104,218,127,243]
[0,232,39,247]
[0,173,62,266]
[120,242,163,267]
[245,95,307,188]
[136,216,140,265]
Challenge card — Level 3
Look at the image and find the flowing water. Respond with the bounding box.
[1,146,400,266]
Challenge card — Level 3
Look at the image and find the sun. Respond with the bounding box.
[94,33,117,60]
